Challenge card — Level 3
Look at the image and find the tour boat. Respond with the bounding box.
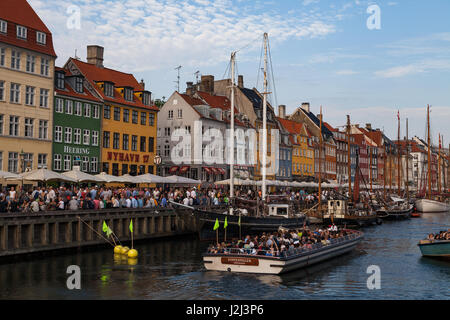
[203,229,363,274]
[376,197,414,220]
[418,239,450,259]
[415,198,450,213]
[323,200,381,227]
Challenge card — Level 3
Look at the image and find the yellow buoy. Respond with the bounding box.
[114,245,123,254]
[128,258,138,266]
[128,249,138,258]
[121,246,130,255]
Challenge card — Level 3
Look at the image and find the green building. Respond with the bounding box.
[52,67,102,173]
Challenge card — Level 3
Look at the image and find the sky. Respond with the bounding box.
[28,0,450,145]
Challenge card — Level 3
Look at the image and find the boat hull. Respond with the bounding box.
[415,199,450,213]
[323,216,380,227]
[203,231,363,274]
[418,240,450,258]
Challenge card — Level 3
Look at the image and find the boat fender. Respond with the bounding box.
[227,268,231,272]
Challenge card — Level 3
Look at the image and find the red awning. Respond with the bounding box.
[203,167,212,174]
[210,168,220,175]
[179,166,190,174]
[169,166,179,173]
[218,168,226,175]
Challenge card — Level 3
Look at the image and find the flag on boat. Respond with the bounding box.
[102,221,108,233]
[129,220,133,233]
[213,218,220,231]
[238,215,241,227]
[224,217,228,229]
[106,226,112,237]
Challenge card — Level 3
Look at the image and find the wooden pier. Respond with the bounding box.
[0,207,198,258]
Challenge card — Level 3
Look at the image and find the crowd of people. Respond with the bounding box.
[207,226,351,258]
[0,184,331,214]
[427,230,450,241]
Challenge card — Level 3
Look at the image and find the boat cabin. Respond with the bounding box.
[267,204,291,218]
[324,200,348,219]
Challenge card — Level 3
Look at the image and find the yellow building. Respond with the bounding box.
[66,46,158,176]
[0,0,56,175]
[278,118,314,180]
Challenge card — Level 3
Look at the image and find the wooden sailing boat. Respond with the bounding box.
[415,105,450,213]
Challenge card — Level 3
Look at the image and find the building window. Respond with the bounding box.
[9,116,19,136]
[26,54,35,73]
[113,133,120,149]
[10,83,20,103]
[0,48,4,66]
[75,102,82,116]
[64,155,71,171]
[0,81,3,101]
[54,126,62,142]
[90,157,98,173]
[16,25,27,39]
[75,77,83,93]
[102,162,109,174]
[11,50,20,70]
[23,154,34,171]
[123,134,129,150]
[164,145,170,157]
[164,127,171,137]
[112,163,119,176]
[74,128,81,144]
[92,131,99,146]
[122,164,128,175]
[92,105,100,119]
[168,110,173,119]
[123,109,129,122]
[149,113,155,126]
[114,107,120,121]
[148,165,154,174]
[132,110,138,124]
[177,109,183,119]
[66,100,73,114]
[0,114,3,135]
[56,72,65,89]
[64,127,72,143]
[0,20,7,34]
[82,156,89,172]
[131,135,138,151]
[103,131,110,148]
[39,89,49,108]
[24,118,33,137]
[25,86,35,106]
[84,103,91,117]
[40,58,49,76]
[8,152,18,173]
[141,112,146,125]
[140,136,146,152]
[40,120,48,141]
[124,88,133,101]
[36,32,46,45]
[149,137,154,153]
[83,129,90,145]
[55,98,64,113]
[104,105,110,119]
[38,154,47,169]
[104,83,114,97]
[142,92,150,106]
[53,154,61,171]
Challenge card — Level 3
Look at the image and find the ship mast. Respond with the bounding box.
[319,106,323,211]
[230,52,236,200]
[262,33,268,202]
[347,115,352,200]
[427,105,432,199]
[383,131,387,201]
[397,111,401,196]
[438,134,441,195]
[406,118,409,200]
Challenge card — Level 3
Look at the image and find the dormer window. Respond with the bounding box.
[124,88,133,101]
[142,92,151,106]
[0,20,7,34]
[36,32,46,45]
[16,25,27,39]
[75,77,83,93]
[104,82,114,97]
[55,71,65,89]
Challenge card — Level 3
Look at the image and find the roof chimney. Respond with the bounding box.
[366,123,372,130]
[186,82,194,96]
[140,79,145,90]
[278,105,286,119]
[301,102,310,113]
[238,75,244,88]
[87,45,104,68]
[200,75,214,95]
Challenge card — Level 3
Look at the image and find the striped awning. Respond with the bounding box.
[203,167,212,174]
[179,166,190,174]
[169,166,179,173]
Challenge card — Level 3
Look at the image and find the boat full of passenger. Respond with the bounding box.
[203,228,363,274]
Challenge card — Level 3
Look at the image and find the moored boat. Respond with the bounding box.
[203,229,363,274]
[418,239,450,259]
[323,199,380,227]
[415,198,450,213]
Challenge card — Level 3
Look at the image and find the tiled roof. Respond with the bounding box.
[0,0,56,57]
[70,58,158,111]
[196,91,239,114]
[55,67,102,103]
[299,108,333,139]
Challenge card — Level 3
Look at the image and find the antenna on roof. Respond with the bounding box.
[74,49,80,60]
[194,71,200,84]
[174,66,182,92]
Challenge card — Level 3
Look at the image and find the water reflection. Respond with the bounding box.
[0,214,449,299]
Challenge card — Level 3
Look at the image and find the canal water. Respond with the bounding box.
[0,212,449,300]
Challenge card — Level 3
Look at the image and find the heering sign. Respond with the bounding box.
[64,146,90,155]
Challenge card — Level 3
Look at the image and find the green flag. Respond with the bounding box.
[129,220,133,233]
[224,217,228,229]
[213,218,220,231]
[102,221,108,233]
[238,215,241,227]
[106,226,113,238]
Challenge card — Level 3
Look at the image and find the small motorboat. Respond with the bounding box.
[418,239,450,259]
[203,229,363,274]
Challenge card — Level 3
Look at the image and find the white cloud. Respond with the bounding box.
[375,60,450,78]
[335,69,359,75]
[29,0,336,72]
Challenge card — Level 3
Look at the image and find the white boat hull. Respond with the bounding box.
[415,199,450,213]
[203,235,362,275]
